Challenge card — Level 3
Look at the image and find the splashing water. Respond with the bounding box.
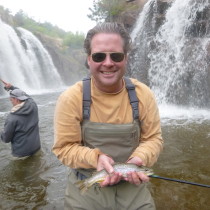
[129,0,210,108]
[0,19,63,96]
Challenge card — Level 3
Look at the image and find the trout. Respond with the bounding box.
[75,163,153,194]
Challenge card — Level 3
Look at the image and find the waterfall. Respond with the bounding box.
[0,19,63,97]
[129,0,210,108]
[128,0,157,84]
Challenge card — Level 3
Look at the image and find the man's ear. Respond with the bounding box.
[15,98,21,104]
[87,55,91,68]
[124,54,128,65]
[85,58,90,69]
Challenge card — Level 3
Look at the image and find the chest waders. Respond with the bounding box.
[64,78,156,210]
[76,77,140,177]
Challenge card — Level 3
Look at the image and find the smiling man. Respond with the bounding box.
[53,22,163,210]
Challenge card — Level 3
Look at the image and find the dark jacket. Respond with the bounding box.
[1,92,41,157]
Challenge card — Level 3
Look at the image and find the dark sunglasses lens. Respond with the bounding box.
[110,53,124,62]
[92,53,106,62]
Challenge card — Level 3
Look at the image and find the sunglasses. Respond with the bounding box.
[91,52,125,63]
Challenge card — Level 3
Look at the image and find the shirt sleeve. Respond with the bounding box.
[4,85,17,91]
[129,84,164,167]
[1,116,16,143]
[52,85,102,169]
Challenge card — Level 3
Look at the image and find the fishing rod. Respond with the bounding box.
[150,174,210,188]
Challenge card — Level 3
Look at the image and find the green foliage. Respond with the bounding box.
[0,5,14,25]
[0,5,11,17]
[63,31,85,49]
[88,0,127,22]
[14,10,67,38]
[0,7,85,51]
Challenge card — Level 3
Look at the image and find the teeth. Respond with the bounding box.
[102,72,113,74]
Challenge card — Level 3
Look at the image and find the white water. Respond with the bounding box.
[130,0,210,110]
[159,104,210,122]
[0,19,64,96]
[148,0,210,107]
[131,0,156,41]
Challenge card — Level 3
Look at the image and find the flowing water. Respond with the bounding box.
[1,0,210,209]
[129,0,210,108]
[1,92,210,210]
[0,91,67,209]
[151,105,210,210]
[128,1,210,208]
[0,19,63,97]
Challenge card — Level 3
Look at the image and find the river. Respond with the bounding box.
[0,91,210,210]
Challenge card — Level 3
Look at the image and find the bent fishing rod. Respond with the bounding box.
[149,174,210,188]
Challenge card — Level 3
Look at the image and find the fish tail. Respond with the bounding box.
[75,180,90,194]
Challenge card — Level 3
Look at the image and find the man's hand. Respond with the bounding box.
[125,156,149,185]
[97,154,122,187]
[0,79,7,85]
[4,83,12,89]
[1,79,12,91]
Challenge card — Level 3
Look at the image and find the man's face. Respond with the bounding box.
[10,97,19,106]
[87,33,127,93]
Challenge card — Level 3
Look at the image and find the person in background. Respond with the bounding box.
[53,22,163,210]
[0,81,41,159]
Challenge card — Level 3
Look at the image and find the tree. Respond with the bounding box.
[63,31,85,49]
[88,0,126,22]
[0,6,14,25]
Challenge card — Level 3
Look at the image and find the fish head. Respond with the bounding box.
[142,166,154,176]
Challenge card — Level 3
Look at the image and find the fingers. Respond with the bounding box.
[97,154,114,173]
[100,171,149,187]
[97,154,123,187]
[125,171,149,185]
[126,156,143,166]
[139,172,149,182]
[0,79,7,85]
[100,172,122,187]
[0,79,10,87]
[126,157,148,185]
[97,155,150,187]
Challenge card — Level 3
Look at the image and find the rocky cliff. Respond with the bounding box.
[33,1,146,85]
[34,32,87,85]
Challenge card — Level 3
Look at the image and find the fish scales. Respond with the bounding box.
[75,163,153,194]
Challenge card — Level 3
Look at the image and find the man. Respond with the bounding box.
[1,82,41,159]
[53,22,163,209]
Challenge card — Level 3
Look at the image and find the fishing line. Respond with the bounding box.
[150,174,210,188]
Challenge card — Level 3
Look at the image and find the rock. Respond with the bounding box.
[34,32,87,85]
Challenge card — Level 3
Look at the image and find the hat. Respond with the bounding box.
[10,89,29,100]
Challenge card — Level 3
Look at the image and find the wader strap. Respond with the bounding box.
[82,77,139,120]
[124,77,139,120]
[82,77,91,120]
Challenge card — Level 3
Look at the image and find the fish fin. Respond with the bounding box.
[75,180,89,195]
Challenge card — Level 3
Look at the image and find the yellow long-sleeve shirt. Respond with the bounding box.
[52,77,163,168]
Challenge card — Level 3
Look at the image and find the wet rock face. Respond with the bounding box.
[34,32,87,85]
[121,0,173,31]
[185,6,210,37]
[131,0,210,38]
[127,0,210,107]
[154,0,173,31]
[120,11,140,32]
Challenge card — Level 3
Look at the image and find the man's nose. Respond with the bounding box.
[102,54,114,66]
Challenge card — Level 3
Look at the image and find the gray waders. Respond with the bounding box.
[64,77,155,210]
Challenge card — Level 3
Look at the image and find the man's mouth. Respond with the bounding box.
[101,70,117,75]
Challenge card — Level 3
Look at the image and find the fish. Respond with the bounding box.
[75,163,153,194]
